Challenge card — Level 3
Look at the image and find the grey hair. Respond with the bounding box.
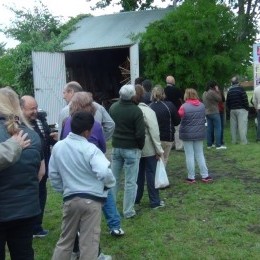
[119,84,136,100]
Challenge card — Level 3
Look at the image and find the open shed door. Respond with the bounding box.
[32,51,66,125]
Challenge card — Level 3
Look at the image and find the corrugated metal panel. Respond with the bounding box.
[63,8,173,51]
[32,52,66,125]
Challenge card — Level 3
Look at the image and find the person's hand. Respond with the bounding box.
[156,154,162,160]
[50,132,58,141]
[11,130,31,149]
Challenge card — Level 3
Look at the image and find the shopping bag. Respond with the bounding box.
[155,158,169,189]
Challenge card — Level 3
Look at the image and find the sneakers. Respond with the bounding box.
[201,176,213,183]
[186,178,196,184]
[97,253,112,260]
[110,228,125,237]
[152,200,165,209]
[207,145,215,149]
[33,229,49,238]
[216,145,227,150]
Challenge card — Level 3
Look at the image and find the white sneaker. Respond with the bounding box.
[110,228,125,236]
[98,253,112,260]
[216,145,227,150]
[152,200,165,209]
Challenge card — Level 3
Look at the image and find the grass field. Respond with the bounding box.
[14,118,260,260]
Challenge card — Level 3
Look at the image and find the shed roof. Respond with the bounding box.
[62,8,173,52]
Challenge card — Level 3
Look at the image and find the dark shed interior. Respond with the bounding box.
[65,47,130,107]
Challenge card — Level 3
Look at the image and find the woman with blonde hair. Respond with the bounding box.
[178,88,212,184]
[149,85,180,166]
[134,85,165,209]
[0,87,44,260]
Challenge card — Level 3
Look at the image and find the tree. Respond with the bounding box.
[93,0,259,41]
[93,0,159,11]
[0,1,87,95]
[139,0,257,91]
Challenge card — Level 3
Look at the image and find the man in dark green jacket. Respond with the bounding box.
[109,84,145,219]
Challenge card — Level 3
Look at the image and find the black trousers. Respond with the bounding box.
[0,217,36,260]
[33,174,48,233]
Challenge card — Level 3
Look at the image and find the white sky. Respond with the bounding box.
[0,0,172,48]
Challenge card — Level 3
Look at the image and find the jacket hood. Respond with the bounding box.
[186,99,201,106]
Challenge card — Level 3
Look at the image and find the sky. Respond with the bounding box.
[0,0,172,48]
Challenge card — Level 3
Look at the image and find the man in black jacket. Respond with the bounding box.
[21,96,57,237]
[164,75,184,150]
[226,76,249,144]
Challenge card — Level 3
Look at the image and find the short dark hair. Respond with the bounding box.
[71,111,94,135]
[134,77,144,85]
[206,80,217,91]
[142,79,152,92]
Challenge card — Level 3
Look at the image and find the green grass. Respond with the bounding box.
[10,119,260,259]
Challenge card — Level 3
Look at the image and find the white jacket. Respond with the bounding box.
[253,86,260,110]
[49,133,116,200]
[138,103,164,157]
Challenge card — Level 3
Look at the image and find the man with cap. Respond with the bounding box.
[164,75,184,151]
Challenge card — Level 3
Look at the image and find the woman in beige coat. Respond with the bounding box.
[134,85,165,209]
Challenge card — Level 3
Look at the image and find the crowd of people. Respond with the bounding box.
[0,74,257,260]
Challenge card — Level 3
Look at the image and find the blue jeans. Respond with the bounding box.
[211,112,225,145]
[183,140,208,180]
[220,112,225,145]
[206,113,221,147]
[102,190,121,230]
[135,156,161,208]
[111,148,141,218]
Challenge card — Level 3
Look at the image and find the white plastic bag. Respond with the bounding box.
[155,158,169,189]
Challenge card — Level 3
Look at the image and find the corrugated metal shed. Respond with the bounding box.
[63,8,173,51]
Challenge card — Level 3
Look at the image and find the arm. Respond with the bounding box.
[100,106,115,141]
[88,149,116,188]
[241,89,249,110]
[145,109,164,156]
[97,126,106,153]
[168,102,181,126]
[95,103,115,141]
[58,106,70,140]
[178,105,185,118]
[38,160,45,182]
[0,130,30,171]
[135,108,146,150]
[48,151,63,193]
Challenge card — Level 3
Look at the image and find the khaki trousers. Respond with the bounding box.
[52,197,102,260]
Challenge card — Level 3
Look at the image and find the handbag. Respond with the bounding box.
[155,158,170,189]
